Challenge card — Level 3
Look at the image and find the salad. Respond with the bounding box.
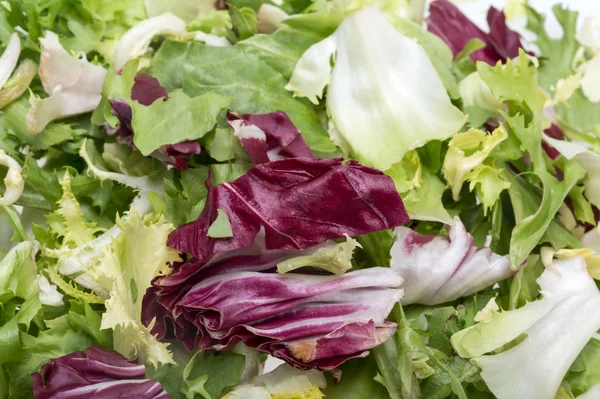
[1,0,600,398]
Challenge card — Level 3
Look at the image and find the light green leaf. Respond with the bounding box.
[227,6,257,42]
[508,173,580,252]
[145,0,215,23]
[452,39,486,79]
[183,352,246,399]
[210,163,250,185]
[89,212,181,367]
[558,90,600,136]
[477,50,547,116]
[386,151,422,194]
[570,185,596,225]
[48,172,101,247]
[0,206,29,242]
[459,71,503,112]
[478,51,582,267]
[165,167,209,227]
[567,339,600,397]
[1,97,84,151]
[525,4,579,90]
[277,235,360,275]
[203,126,249,162]
[207,208,234,238]
[505,114,585,267]
[443,125,508,201]
[465,165,511,215]
[403,169,453,225]
[131,91,233,156]
[94,59,138,126]
[0,59,37,110]
[66,300,113,349]
[0,241,37,302]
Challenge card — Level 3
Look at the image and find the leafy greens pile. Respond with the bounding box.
[2,0,600,398]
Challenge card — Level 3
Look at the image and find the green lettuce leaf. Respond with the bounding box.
[150,40,334,152]
[465,165,511,215]
[206,208,234,238]
[442,125,508,203]
[0,97,85,151]
[182,352,246,399]
[145,0,215,23]
[404,169,453,225]
[164,167,209,227]
[227,5,258,43]
[202,126,249,162]
[131,91,232,156]
[525,5,579,90]
[567,339,600,397]
[277,235,360,274]
[323,355,389,399]
[508,173,581,252]
[0,241,37,305]
[478,51,585,267]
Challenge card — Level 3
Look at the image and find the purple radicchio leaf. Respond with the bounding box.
[32,347,168,399]
[107,74,201,170]
[427,0,527,64]
[167,157,409,259]
[227,111,314,164]
[391,218,514,305]
[486,6,523,61]
[143,232,403,370]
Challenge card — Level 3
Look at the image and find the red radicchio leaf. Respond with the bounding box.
[32,347,168,399]
[143,234,404,370]
[227,111,314,164]
[107,73,201,170]
[487,6,523,60]
[167,157,409,259]
[145,158,408,370]
[130,74,168,105]
[427,0,527,65]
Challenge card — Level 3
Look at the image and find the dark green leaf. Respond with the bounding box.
[324,355,389,399]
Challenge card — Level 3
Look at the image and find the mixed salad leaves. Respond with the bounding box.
[1,0,600,398]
